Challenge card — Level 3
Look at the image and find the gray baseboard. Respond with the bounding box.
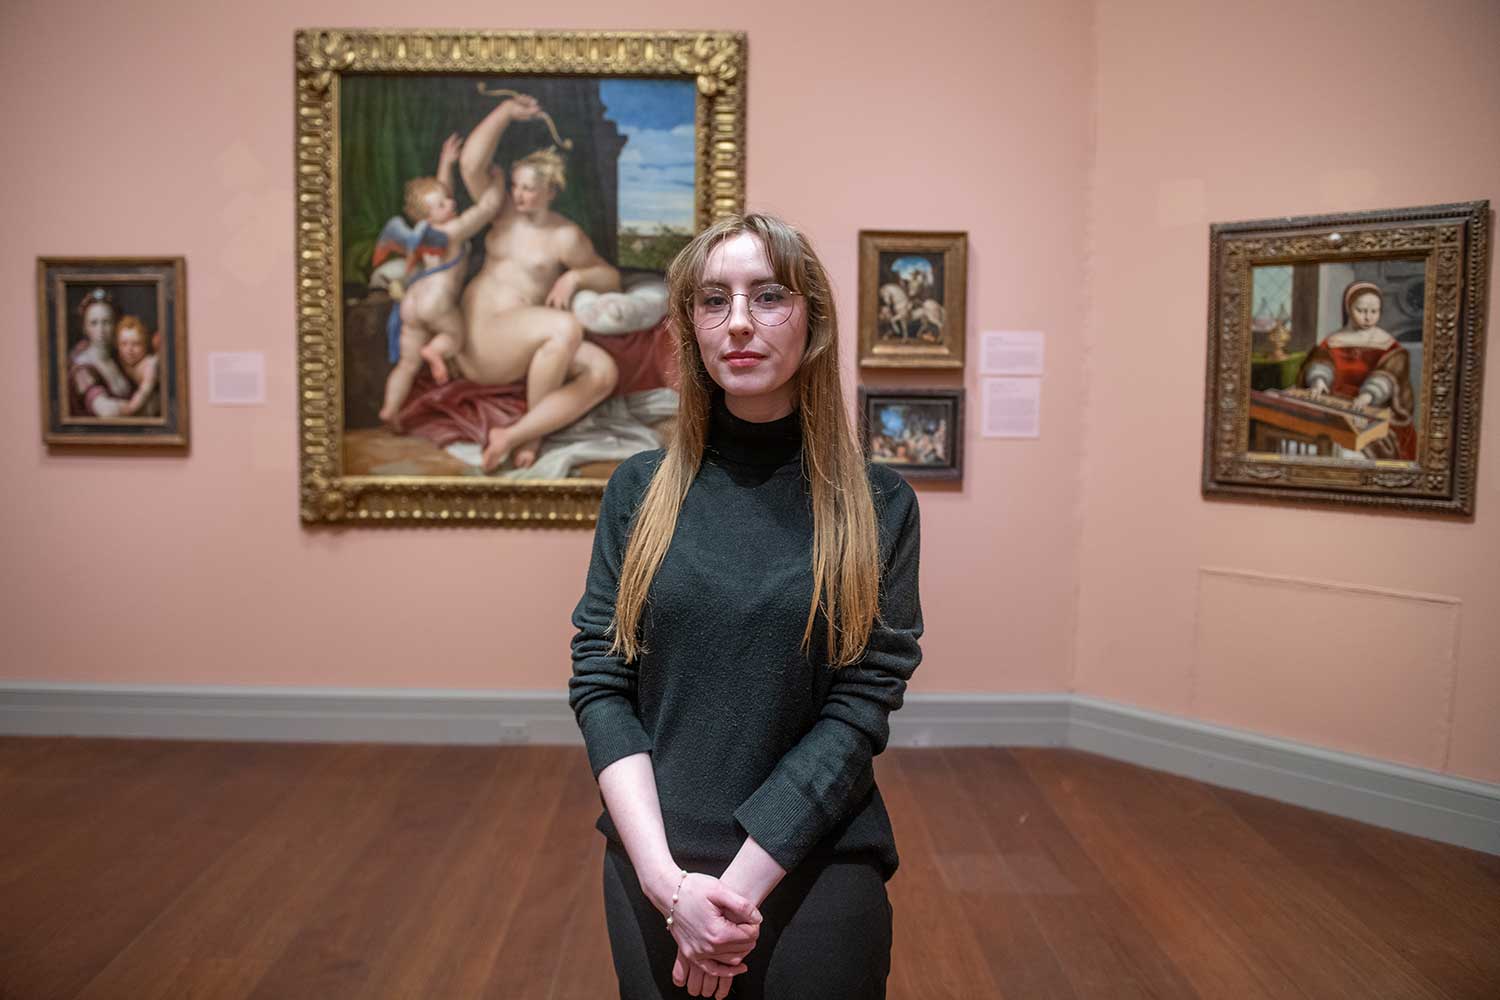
[0,684,573,746]
[1066,696,1500,856]
[890,693,1072,748]
[2,683,1495,855]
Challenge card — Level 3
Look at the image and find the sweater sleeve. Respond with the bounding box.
[732,480,923,871]
[567,458,657,780]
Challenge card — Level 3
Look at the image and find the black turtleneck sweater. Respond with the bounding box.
[568,392,924,879]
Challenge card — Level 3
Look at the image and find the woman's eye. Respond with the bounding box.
[701,293,728,308]
[755,287,787,304]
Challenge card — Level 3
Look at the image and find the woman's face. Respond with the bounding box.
[83,302,115,348]
[1350,292,1382,330]
[693,231,809,421]
[117,327,148,367]
[509,165,553,215]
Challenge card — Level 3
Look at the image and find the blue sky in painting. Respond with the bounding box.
[599,79,695,231]
[890,256,935,283]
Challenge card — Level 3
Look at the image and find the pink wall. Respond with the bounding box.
[1075,0,1500,782]
[0,2,1093,694]
[7,0,1494,786]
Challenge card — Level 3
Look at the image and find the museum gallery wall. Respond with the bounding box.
[5,0,1498,784]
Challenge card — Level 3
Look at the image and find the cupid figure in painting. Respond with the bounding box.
[454,94,624,472]
[1296,279,1417,460]
[114,315,160,417]
[377,134,504,427]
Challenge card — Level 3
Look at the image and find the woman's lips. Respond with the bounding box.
[725,353,764,369]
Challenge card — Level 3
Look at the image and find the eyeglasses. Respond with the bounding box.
[691,283,803,329]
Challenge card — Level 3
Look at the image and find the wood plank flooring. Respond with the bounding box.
[1,739,1495,999]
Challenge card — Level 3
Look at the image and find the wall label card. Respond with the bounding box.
[980,330,1045,376]
[982,377,1041,438]
[209,352,266,406]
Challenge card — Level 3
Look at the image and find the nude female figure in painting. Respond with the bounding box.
[452,93,623,472]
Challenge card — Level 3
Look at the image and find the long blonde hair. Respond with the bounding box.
[608,213,882,669]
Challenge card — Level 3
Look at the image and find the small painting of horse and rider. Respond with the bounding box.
[857,230,967,370]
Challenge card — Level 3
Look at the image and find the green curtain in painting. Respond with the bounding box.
[339,75,622,287]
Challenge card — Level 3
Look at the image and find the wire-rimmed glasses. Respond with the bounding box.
[691,283,803,330]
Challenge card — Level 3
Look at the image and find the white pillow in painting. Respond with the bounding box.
[573,282,669,335]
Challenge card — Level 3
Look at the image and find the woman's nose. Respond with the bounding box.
[726,295,754,334]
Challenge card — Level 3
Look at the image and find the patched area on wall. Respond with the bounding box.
[1192,567,1460,771]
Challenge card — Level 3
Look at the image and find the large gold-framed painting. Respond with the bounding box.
[294,30,746,525]
[1202,201,1489,515]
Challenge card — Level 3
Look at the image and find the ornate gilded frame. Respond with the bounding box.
[294,29,746,525]
[1202,201,1489,515]
[857,230,967,370]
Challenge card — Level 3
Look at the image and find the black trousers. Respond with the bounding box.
[602,843,893,999]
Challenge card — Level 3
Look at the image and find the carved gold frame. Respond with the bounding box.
[294,29,746,525]
[1202,201,1489,515]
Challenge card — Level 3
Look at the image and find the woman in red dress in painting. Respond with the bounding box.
[1296,279,1418,460]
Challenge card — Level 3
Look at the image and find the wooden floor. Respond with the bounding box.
[1,739,1497,1000]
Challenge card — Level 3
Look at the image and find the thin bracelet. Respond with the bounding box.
[664,868,689,929]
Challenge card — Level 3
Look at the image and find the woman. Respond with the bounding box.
[569,213,923,999]
[1296,279,1417,460]
[67,288,136,418]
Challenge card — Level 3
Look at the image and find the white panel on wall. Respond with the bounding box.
[1193,567,1461,772]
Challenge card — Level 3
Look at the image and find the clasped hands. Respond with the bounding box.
[653,871,763,999]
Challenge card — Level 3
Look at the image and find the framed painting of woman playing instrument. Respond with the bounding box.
[294,30,746,525]
[1201,201,1489,515]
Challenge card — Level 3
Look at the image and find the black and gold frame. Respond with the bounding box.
[858,386,964,482]
[1202,201,1489,515]
[37,256,190,448]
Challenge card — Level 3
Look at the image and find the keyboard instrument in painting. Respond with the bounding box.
[1248,387,1391,456]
